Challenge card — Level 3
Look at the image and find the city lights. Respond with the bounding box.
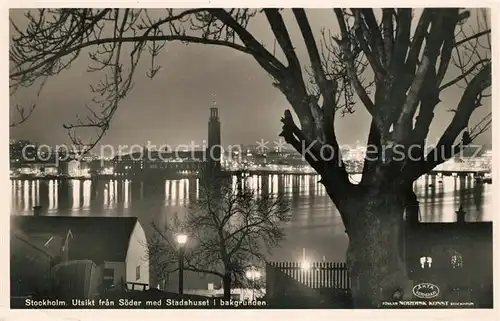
[301,260,312,270]
[245,268,262,281]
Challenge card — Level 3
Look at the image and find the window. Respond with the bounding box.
[103,268,114,277]
[136,265,141,280]
[103,268,115,289]
[451,251,464,268]
[420,256,433,268]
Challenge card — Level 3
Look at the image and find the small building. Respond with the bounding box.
[11,215,150,293]
[113,150,206,178]
[18,165,35,175]
[10,229,54,299]
[404,206,493,307]
[43,165,58,176]
[59,159,81,177]
[15,161,59,176]
[51,260,102,300]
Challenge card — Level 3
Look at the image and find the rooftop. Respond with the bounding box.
[11,216,140,263]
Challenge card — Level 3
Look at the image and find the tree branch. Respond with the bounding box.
[11,34,254,80]
[439,59,489,91]
[389,9,412,73]
[208,9,286,80]
[393,9,459,144]
[455,29,491,47]
[408,62,491,179]
[404,9,431,74]
[360,9,386,67]
[184,264,225,278]
[264,9,301,72]
[333,9,376,117]
[411,66,440,144]
[351,9,386,80]
[293,8,342,146]
[382,9,395,65]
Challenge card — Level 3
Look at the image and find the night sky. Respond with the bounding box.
[9,9,492,150]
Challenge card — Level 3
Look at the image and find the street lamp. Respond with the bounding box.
[176,233,188,295]
[176,234,188,245]
[300,260,311,270]
[245,267,262,301]
[300,247,312,270]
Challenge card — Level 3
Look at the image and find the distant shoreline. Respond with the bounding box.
[10,168,491,182]
[9,171,321,181]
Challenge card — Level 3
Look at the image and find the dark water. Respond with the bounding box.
[10,174,492,263]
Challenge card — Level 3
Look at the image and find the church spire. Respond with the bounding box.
[211,93,217,107]
[210,93,218,119]
[208,93,221,172]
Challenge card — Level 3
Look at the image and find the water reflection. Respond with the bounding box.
[413,175,489,222]
[11,176,491,217]
[10,174,492,261]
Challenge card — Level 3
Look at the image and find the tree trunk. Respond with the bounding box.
[345,189,412,308]
[222,273,232,300]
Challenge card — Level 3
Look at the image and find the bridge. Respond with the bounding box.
[228,169,490,177]
[227,162,491,177]
[428,170,490,177]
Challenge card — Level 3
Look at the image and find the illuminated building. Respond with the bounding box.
[9,140,37,165]
[113,150,205,179]
[482,150,492,170]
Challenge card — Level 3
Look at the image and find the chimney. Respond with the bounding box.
[456,206,466,224]
[33,205,42,217]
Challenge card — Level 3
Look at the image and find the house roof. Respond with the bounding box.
[405,221,493,261]
[11,216,139,263]
[11,229,56,258]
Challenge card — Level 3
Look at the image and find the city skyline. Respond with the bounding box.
[9,9,492,149]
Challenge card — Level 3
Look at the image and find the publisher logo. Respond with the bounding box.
[412,283,440,299]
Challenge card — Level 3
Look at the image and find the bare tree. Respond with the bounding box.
[10,8,491,307]
[147,176,290,300]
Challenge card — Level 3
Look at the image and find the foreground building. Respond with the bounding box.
[11,229,54,298]
[11,215,150,300]
[404,206,493,307]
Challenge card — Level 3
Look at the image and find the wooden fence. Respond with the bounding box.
[266,261,350,290]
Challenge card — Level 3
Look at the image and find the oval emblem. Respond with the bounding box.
[412,283,440,299]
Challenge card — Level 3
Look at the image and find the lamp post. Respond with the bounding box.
[245,267,261,301]
[300,260,312,270]
[300,248,311,270]
[176,233,188,295]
